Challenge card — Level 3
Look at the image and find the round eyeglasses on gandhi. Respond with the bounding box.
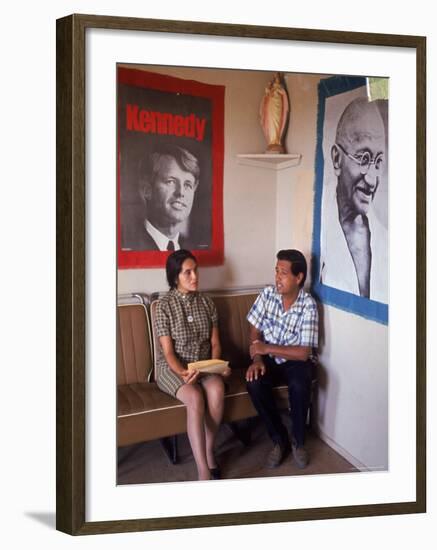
[336,142,384,175]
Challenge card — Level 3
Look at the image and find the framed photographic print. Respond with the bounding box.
[56,14,426,535]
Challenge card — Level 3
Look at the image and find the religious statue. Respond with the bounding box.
[259,73,290,153]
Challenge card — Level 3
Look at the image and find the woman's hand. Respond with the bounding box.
[181,369,200,385]
[221,366,232,379]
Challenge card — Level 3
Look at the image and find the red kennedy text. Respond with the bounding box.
[126,104,207,142]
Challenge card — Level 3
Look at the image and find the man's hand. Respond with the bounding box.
[250,339,267,358]
[245,361,266,382]
[181,369,200,385]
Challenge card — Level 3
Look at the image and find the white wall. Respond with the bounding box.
[317,307,388,469]
[277,73,322,260]
[3,1,436,549]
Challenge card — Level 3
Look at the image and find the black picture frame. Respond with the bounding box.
[56,14,426,535]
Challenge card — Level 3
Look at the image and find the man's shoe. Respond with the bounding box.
[292,443,309,469]
[266,442,288,469]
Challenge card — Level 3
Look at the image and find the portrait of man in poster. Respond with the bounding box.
[319,86,388,305]
[124,142,203,252]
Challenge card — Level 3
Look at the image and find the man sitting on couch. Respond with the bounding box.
[245,249,319,469]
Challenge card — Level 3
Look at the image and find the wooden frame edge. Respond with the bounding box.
[56,13,427,535]
[415,35,426,514]
[56,14,86,534]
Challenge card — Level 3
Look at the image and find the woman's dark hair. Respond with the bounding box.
[276,249,307,287]
[166,249,197,289]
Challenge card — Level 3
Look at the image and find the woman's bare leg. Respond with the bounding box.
[200,375,225,469]
[176,384,210,480]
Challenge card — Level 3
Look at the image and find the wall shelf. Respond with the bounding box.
[237,153,302,170]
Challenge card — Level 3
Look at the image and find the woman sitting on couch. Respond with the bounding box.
[154,249,231,480]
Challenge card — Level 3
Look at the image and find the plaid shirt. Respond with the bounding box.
[155,289,218,371]
[247,285,318,364]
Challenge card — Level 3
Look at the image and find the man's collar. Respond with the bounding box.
[145,220,180,251]
[294,288,305,307]
[274,286,304,312]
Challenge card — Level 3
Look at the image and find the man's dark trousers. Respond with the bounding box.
[246,355,313,447]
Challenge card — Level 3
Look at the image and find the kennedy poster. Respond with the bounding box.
[117,67,224,268]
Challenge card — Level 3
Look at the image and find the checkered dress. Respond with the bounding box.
[247,285,318,364]
[154,289,218,396]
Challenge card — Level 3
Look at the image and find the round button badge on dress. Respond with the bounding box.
[187,315,194,323]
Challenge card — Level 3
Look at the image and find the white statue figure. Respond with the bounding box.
[260,73,289,153]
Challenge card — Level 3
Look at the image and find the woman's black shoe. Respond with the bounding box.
[210,467,221,480]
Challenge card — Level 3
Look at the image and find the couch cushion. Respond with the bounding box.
[117,382,185,446]
[117,303,153,385]
[212,293,257,369]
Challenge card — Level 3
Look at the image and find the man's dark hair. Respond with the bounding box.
[276,249,307,287]
[166,249,197,289]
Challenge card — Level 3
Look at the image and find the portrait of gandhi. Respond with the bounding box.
[320,95,388,303]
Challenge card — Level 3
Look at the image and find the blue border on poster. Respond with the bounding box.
[310,75,388,325]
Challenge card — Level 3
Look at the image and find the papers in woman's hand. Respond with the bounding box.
[187,359,229,374]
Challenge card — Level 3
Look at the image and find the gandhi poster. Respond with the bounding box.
[312,76,389,324]
[117,67,225,268]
